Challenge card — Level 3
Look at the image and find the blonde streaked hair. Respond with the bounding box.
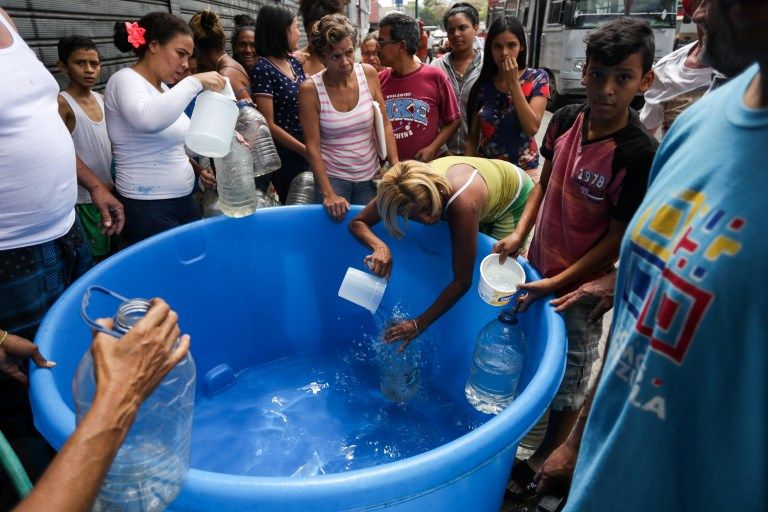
[377,160,451,239]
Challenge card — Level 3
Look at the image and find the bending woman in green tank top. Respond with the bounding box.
[349,156,533,350]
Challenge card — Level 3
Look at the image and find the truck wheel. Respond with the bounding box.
[547,72,561,112]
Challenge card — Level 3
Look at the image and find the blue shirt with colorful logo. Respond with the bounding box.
[566,64,768,511]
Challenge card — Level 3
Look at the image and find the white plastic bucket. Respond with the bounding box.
[185,89,238,158]
[338,267,387,314]
[478,254,526,306]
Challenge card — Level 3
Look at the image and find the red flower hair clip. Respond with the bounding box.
[125,22,146,49]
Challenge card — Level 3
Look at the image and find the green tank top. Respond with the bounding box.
[429,156,528,222]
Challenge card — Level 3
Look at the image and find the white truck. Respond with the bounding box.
[488,0,677,107]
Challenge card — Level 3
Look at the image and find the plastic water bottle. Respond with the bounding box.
[214,137,258,218]
[235,101,281,177]
[285,171,315,205]
[73,288,196,512]
[255,188,279,209]
[465,307,525,414]
[378,341,421,403]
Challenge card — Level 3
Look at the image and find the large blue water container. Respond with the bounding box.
[30,206,566,511]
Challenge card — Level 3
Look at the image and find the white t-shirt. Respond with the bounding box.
[105,68,202,200]
[640,42,713,137]
[0,14,76,250]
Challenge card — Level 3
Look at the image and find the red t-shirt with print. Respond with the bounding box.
[379,64,460,161]
[528,103,657,293]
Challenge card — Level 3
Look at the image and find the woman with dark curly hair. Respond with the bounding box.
[231,14,257,73]
[299,14,397,221]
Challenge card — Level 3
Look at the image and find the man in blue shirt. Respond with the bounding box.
[535,0,768,509]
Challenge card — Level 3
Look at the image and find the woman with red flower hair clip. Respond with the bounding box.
[106,12,227,245]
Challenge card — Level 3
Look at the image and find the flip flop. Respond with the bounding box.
[504,458,539,503]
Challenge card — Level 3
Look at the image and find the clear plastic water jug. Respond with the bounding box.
[255,188,279,209]
[378,337,421,403]
[465,307,525,414]
[235,101,281,176]
[214,137,258,218]
[185,79,239,158]
[286,171,315,205]
[74,286,196,512]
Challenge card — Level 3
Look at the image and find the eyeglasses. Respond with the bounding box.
[376,38,401,47]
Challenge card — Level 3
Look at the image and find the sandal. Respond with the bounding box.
[504,458,539,503]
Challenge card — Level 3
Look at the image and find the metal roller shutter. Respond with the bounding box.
[5,0,309,91]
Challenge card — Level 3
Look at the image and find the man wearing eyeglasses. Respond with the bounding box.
[377,12,460,162]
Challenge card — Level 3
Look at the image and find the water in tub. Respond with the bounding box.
[190,303,486,476]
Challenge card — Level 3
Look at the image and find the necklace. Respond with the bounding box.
[216,53,227,67]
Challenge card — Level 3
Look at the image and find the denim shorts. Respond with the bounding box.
[314,176,377,206]
[550,301,603,412]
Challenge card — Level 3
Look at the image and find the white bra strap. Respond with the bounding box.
[446,168,479,210]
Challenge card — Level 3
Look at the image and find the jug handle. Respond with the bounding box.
[221,77,236,100]
[80,286,130,338]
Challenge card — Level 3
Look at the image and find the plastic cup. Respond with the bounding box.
[185,89,239,158]
[338,267,387,313]
[478,254,526,306]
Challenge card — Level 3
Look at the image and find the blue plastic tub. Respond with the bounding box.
[30,206,565,511]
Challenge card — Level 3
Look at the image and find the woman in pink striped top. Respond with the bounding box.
[299,14,398,221]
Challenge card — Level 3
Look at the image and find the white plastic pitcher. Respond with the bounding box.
[338,268,387,314]
[185,78,239,158]
[477,254,526,306]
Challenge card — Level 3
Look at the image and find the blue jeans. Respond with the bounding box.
[314,176,377,206]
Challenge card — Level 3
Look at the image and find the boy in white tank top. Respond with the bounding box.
[56,36,116,258]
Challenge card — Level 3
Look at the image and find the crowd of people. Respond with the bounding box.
[0,0,766,509]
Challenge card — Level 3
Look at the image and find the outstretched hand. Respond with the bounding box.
[0,331,56,386]
[492,232,525,265]
[383,319,422,352]
[549,273,616,323]
[516,278,557,312]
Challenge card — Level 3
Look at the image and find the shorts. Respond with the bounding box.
[314,177,377,206]
[0,218,93,339]
[0,217,92,438]
[480,171,535,240]
[550,301,603,412]
[76,203,118,258]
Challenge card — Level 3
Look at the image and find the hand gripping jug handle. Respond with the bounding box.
[80,286,131,338]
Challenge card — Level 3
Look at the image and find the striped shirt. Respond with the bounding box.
[311,63,379,182]
[528,104,657,294]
